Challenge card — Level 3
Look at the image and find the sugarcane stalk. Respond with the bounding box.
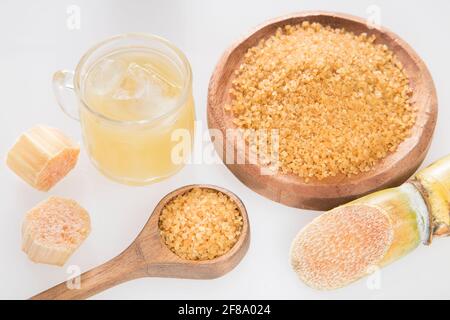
[290,154,450,290]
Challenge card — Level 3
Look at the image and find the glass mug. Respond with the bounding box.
[53,34,195,185]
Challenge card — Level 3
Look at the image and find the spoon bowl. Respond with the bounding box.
[31,185,250,300]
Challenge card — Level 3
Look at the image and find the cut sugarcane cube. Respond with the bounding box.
[22,196,91,266]
[6,125,80,191]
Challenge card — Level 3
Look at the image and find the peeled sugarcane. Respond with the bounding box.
[290,154,450,290]
[6,125,80,191]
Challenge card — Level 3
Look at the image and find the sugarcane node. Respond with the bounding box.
[408,178,434,245]
[433,223,450,237]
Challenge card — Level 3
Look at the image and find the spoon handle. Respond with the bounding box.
[31,243,146,300]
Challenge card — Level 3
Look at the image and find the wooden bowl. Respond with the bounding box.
[31,185,250,300]
[207,11,437,211]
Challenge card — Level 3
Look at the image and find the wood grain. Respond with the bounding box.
[207,11,438,211]
[31,185,250,300]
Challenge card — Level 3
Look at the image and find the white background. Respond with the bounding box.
[1,0,449,300]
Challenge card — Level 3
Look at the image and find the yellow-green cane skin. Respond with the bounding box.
[414,154,450,235]
[346,185,423,267]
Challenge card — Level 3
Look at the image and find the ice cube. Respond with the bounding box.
[113,62,178,102]
[142,63,181,93]
[88,59,126,96]
[112,63,149,100]
[109,62,182,119]
[112,62,180,102]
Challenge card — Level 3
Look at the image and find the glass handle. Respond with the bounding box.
[53,70,79,121]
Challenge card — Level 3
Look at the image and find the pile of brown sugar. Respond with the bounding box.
[226,22,416,181]
[159,188,243,261]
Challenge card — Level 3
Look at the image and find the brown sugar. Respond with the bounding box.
[159,188,243,261]
[227,22,416,181]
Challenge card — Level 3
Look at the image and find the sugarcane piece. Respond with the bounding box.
[290,154,450,290]
[290,183,428,290]
[6,125,80,191]
[22,196,91,266]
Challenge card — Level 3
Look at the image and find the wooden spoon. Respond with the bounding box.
[31,185,250,300]
[207,11,438,211]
